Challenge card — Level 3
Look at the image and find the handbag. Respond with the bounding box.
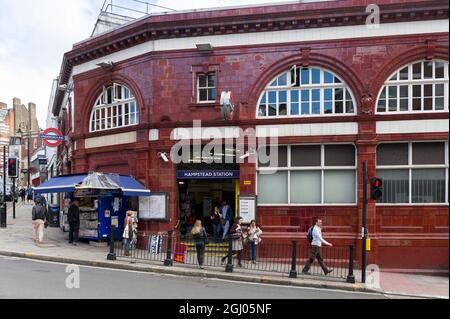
[122,225,130,239]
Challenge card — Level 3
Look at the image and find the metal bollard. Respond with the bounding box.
[107,225,117,261]
[289,240,298,278]
[164,231,174,266]
[225,236,234,273]
[346,245,356,283]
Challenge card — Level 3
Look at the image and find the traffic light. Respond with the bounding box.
[370,178,383,201]
[7,158,19,178]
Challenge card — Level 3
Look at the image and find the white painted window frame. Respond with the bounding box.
[376,60,449,114]
[257,66,357,119]
[376,141,449,205]
[197,73,217,104]
[256,143,358,206]
[89,84,139,133]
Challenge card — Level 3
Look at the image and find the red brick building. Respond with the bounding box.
[53,0,449,270]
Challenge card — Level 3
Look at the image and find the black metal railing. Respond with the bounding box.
[111,231,355,282]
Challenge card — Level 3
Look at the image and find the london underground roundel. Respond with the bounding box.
[40,128,65,147]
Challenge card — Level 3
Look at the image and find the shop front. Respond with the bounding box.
[34,172,150,242]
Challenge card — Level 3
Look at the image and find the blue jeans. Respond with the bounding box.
[222,220,231,239]
[212,223,221,241]
[248,241,257,261]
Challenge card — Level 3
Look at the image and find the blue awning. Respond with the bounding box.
[34,173,150,197]
[34,175,87,194]
[112,175,151,197]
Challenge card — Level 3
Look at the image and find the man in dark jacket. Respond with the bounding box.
[68,200,80,246]
[32,197,48,244]
[221,200,234,240]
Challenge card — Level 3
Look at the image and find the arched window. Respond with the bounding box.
[377,60,449,113]
[257,66,356,117]
[89,83,139,132]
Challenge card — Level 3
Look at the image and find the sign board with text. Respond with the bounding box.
[238,195,257,224]
[139,192,169,221]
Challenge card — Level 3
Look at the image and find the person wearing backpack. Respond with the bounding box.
[221,216,245,267]
[302,218,333,275]
[31,197,48,244]
[191,220,209,269]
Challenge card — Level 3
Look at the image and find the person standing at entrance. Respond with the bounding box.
[247,220,263,264]
[221,200,234,240]
[68,200,80,246]
[31,197,48,244]
[191,220,208,269]
[210,206,222,242]
[302,218,333,275]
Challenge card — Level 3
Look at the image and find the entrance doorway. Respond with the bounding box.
[178,179,238,236]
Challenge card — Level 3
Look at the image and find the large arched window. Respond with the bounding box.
[90,83,139,132]
[257,66,356,118]
[377,60,449,113]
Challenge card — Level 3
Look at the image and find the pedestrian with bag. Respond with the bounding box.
[123,211,138,256]
[191,220,209,269]
[247,220,263,264]
[210,206,222,243]
[67,200,80,246]
[31,197,48,244]
[221,216,245,267]
[302,218,333,275]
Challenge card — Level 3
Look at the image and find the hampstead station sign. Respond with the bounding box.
[177,170,240,180]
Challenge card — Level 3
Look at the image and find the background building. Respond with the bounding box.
[52,0,449,270]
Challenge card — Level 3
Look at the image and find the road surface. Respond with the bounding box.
[0,256,389,299]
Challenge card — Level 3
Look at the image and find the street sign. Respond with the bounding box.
[40,128,65,148]
[38,158,48,165]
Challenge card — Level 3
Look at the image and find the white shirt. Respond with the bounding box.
[311,225,330,247]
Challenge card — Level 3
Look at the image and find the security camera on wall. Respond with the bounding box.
[158,152,169,163]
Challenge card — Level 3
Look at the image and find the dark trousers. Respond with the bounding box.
[195,243,205,266]
[302,246,329,274]
[69,222,80,243]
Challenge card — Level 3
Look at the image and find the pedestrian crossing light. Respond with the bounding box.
[7,157,19,178]
[370,178,383,201]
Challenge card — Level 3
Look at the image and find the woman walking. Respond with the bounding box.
[191,220,208,269]
[123,211,138,256]
[247,220,263,264]
[221,216,245,267]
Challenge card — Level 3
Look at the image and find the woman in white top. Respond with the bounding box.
[247,220,263,264]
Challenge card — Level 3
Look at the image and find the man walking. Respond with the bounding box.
[68,200,80,246]
[31,197,48,244]
[302,218,333,275]
[221,200,234,240]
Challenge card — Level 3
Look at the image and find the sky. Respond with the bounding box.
[0,0,295,128]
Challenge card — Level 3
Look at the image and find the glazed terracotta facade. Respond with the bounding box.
[54,0,449,269]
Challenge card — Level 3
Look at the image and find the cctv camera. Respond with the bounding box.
[159,152,169,163]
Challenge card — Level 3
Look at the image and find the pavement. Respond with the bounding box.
[0,201,448,299]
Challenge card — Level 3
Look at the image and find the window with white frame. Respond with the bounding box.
[377,60,449,113]
[197,73,217,103]
[257,144,357,205]
[257,66,356,117]
[376,142,449,204]
[89,84,139,132]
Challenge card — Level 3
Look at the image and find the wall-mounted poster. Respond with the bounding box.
[239,195,257,224]
[139,193,169,221]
